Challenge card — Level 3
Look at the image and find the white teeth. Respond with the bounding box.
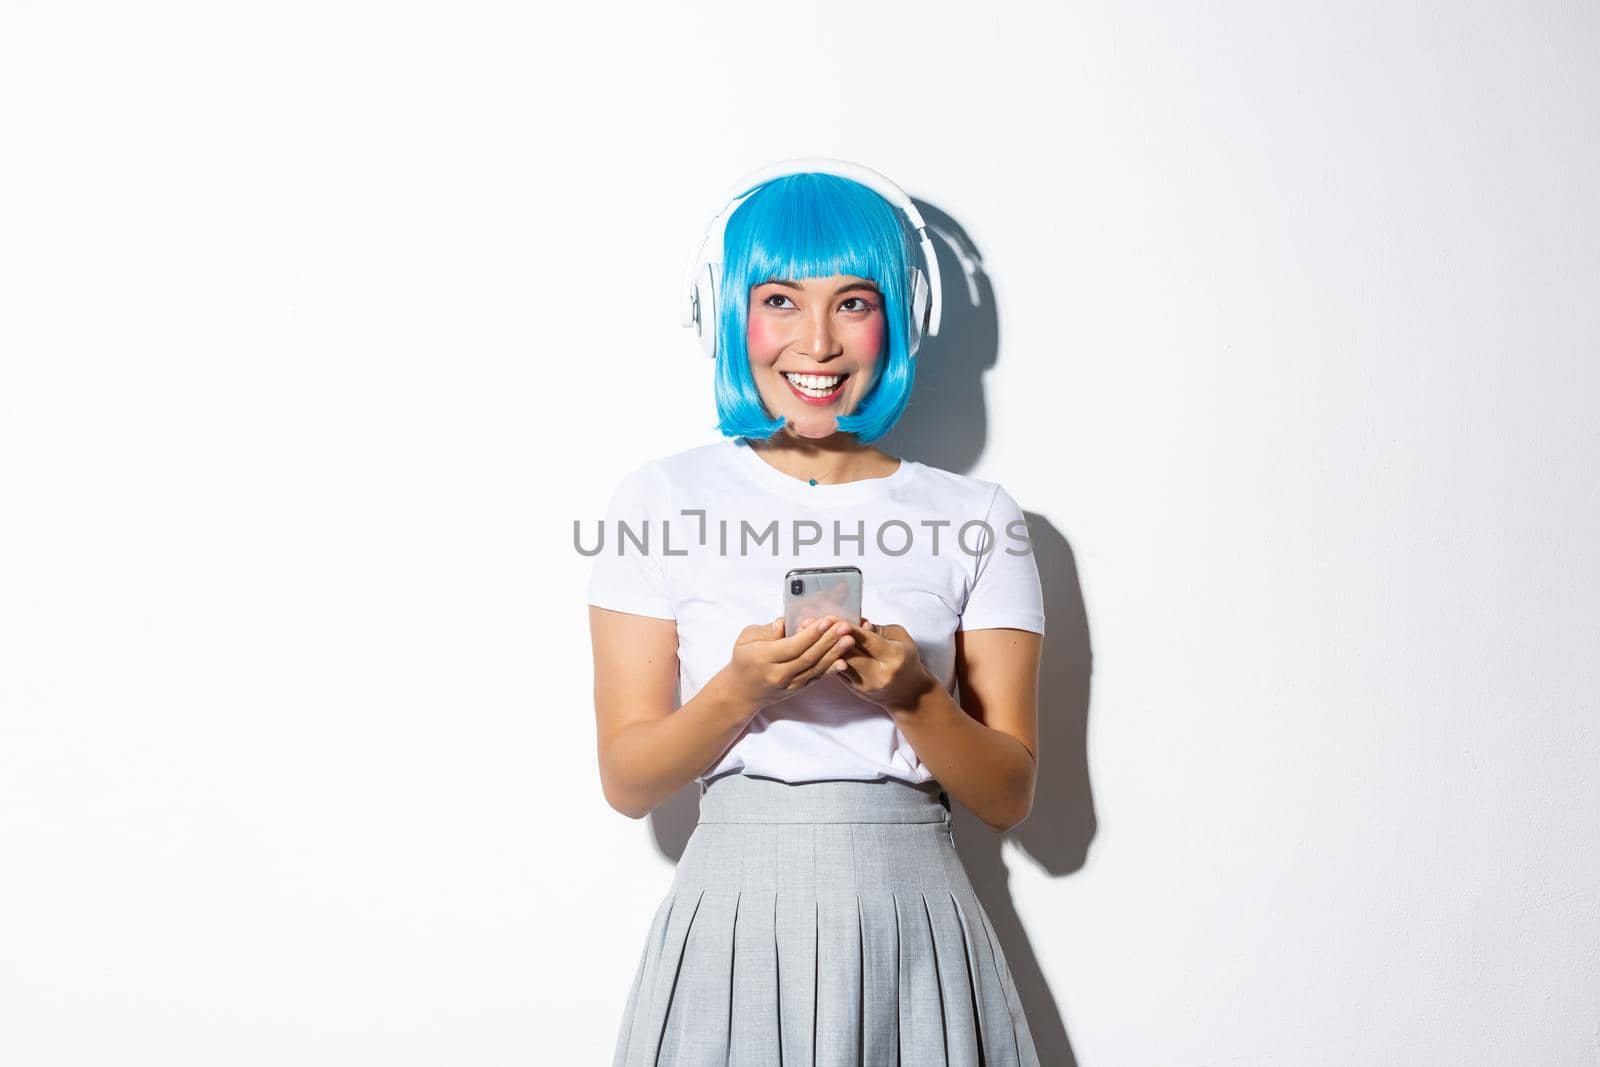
[783,372,845,397]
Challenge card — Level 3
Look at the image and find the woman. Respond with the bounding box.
[588,160,1046,1065]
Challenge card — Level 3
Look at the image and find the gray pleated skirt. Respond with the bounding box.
[612,773,1040,1066]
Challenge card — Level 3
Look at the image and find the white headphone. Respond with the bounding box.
[680,157,944,361]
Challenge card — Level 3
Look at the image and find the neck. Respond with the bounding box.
[747,431,899,486]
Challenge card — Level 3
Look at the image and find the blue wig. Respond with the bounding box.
[711,173,918,443]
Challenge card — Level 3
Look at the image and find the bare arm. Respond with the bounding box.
[590,607,857,819]
[917,626,1042,834]
[590,606,748,818]
[840,621,1042,834]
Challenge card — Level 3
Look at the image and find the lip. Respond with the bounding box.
[781,370,849,406]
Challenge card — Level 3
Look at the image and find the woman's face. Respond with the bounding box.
[746,274,887,440]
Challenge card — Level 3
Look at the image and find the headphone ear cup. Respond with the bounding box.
[907,267,930,358]
[696,261,721,359]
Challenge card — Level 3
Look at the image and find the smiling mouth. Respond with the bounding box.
[782,371,849,399]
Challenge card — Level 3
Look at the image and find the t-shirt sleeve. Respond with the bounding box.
[585,464,676,621]
[959,483,1046,635]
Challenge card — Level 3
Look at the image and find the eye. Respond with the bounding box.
[762,293,796,309]
[840,296,879,313]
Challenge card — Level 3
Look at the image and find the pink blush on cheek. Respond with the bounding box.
[855,318,886,365]
[747,316,781,365]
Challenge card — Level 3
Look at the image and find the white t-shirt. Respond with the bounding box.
[585,437,1046,785]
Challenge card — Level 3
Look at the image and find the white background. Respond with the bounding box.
[3,2,1597,1064]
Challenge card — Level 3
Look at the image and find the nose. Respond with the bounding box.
[798,304,844,362]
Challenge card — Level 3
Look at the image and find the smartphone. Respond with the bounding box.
[783,566,863,636]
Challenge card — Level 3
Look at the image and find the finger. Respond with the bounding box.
[764,616,826,658]
[827,644,878,689]
[797,620,854,673]
[777,619,851,681]
[738,618,782,644]
[793,630,857,686]
[841,620,890,657]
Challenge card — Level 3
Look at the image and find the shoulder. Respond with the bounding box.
[603,440,739,503]
[652,439,738,485]
[904,458,1010,517]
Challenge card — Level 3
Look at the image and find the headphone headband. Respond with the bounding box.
[681,157,943,359]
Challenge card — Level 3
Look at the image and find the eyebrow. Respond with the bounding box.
[765,279,882,296]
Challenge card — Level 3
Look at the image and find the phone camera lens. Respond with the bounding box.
[790,579,803,596]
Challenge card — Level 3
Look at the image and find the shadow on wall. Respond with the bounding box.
[644,199,1097,1067]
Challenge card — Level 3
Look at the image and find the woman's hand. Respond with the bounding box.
[835,617,937,712]
[720,615,857,713]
